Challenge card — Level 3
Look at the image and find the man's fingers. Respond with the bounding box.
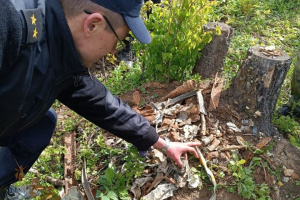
[187,142,201,147]
[186,146,199,158]
[175,156,183,167]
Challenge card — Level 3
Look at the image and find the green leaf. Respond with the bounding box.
[105,167,115,185]
[107,191,118,200]
[237,159,246,165]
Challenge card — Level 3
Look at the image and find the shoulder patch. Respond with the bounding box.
[21,9,43,44]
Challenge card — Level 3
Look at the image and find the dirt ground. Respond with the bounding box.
[119,81,300,200]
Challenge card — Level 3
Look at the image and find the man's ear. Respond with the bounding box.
[83,13,105,37]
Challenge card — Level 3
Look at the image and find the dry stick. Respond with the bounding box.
[200,114,206,136]
[260,159,267,181]
[196,90,207,136]
[261,154,276,171]
[220,145,247,151]
[146,176,176,194]
[29,168,65,186]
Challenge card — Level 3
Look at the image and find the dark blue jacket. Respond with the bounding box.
[0,0,158,151]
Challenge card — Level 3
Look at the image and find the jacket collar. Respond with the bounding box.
[46,0,87,76]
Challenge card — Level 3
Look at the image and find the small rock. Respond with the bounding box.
[282,176,289,183]
[253,110,262,118]
[291,172,300,180]
[284,169,294,177]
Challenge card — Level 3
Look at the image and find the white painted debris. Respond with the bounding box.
[153,149,165,163]
[130,177,153,200]
[177,158,190,188]
[282,176,289,183]
[142,184,176,200]
[226,122,241,132]
[188,174,202,189]
[202,136,213,145]
[183,125,199,139]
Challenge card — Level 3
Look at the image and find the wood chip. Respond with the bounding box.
[133,90,141,106]
[208,73,224,111]
[207,138,220,151]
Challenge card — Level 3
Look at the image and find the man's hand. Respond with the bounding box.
[153,137,201,167]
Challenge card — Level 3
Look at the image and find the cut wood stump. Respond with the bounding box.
[226,46,292,136]
[193,22,234,79]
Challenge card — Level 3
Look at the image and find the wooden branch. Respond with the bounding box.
[29,168,64,186]
[220,145,247,151]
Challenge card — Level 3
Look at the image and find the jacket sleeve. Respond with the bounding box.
[57,75,159,151]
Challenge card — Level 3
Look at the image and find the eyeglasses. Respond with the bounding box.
[84,9,126,51]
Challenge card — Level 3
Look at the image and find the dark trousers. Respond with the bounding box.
[0,108,57,188]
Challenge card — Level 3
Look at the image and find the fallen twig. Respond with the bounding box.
[196,90,207,136]
[261,154,276,171]
[260,159,267,181]
[200,114,206,136]
[29,168,65,186]
[220,145,247,151]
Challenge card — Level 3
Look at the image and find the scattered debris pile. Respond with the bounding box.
[126,78,298,200]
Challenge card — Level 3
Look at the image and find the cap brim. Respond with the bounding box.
[123,15,151,44]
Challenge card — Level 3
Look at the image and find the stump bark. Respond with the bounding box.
[226,46,292,136]
[193,22,234,79]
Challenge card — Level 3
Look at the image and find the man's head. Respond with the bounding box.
[60,0,150,68]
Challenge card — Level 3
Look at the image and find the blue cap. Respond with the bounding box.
[91,0,151,44]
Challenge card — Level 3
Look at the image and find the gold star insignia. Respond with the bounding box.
[33,27,38,38]
[31,14,37,25]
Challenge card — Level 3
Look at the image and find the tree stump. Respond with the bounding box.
[192,22,234,79]
[226,46,292,136]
